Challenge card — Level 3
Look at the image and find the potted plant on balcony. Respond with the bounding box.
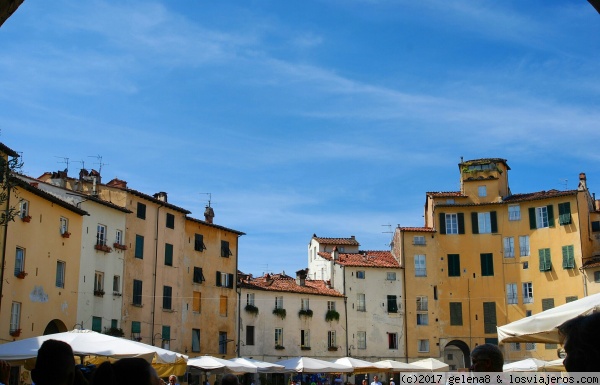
[325,309,340,322]
[16,271,27,279]
[274,345,285,350]
[328,346,338,352]
[94,244,112,253]
[9,329,21,337]
[245,304,259,315]
[94,289,105,297]
[298,309,313,318]
[113,243,127,250]
[61,231,71,238]
[21,215,31,223]
[272,308,286,320]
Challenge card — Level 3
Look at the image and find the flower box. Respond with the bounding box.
[61,232,71,238]
[94,290,105,297]
[272,308,287,319]
[9,329,21,337]
[298,309,313,318]
[275,345,285,350]
[94,244,113,253]
[21,215,31,223]
[245,304,259,315]
[16,271,27,279]
[328,346,338,351]
[113,243,128,250]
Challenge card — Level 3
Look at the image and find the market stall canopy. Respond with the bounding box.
[409,358,449,372]
[332,357,383,374]
[229,358,287,373]
[187,356,257,374]
[503,358,549,372]
[540,359,565,372]
[0,329,188,376]
[497,292,600,344]
[372,360,423,372]
[274,357,353,373]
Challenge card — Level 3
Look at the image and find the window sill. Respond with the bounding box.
[132,303,143,307]
[163,309,175,313]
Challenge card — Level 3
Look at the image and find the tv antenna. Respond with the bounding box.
[382,224,394,247]
[89,155,108,175]
[559,179,568,190]
[200,193,212,207]
[55,156,70,173]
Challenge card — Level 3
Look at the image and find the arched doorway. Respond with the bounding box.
[43,319,68,335]
[442,340,471,371]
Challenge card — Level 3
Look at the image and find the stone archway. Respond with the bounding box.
[442,340,471,371]
[43,319,68,335]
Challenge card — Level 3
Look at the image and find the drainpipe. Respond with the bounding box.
[0,176,12,315]
[151,204,164,346]
[401,230,408,362]
[343,264,349,358]
[236,234,242,358]
[575,194,588,296]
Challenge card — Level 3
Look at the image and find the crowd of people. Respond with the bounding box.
[0,312,597,385]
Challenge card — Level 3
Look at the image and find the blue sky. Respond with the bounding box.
[1,1,599,277]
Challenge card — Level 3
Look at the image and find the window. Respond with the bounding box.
[542,298,555,311]
[387,272,397,281]
[539,248,552,272]
[193,267,205,283]
[478,186,487,197]
[221,240,232,257]
[526,343,536,351]
[131,321,141,340]
[558,202,572,225]
[216,271,234,288]
[246,326,255,346]
[480,253,494,276]
[193,291,201,313]
[593,221,600,232]
[503,237,515,258]
[92,316,102,332]
[529,205,554,229]
[194,234,206,252]
[162,326,171,349]
[113,275,120,293]
[415,255,426,277]
[413,236,425,245]
[247,293,255,306]
[443,213,463,234]
[133,280,143,305]
[301,329,310,348]
[115,229,123,245]
[472,211,497,234]
[523,282,533,304]
[301,298,310,311]
[510,343,521,351]
[595,271,600,283]
[135,235,144,259]
[274,328,283,347]
[163,286,172,310]
[356,270,365,279]
[328,331,336,348]
[388,332,398,349]
[10,302,20,333]
[96,224,107,246]
[417,296,428,311]
[417,296,428,325]
[483,302,497,334]
[562,245,575,269]
[327,301,336,311]
[56,261,65,288]
[449,302,463,325]
[356,331,366,349]
[60,217,69,235]
[519,235,530,256]
[418,339,429,352]
[387,295,398,313]
[275,296,283,310]
[137,202,146,219]
[192,329,201,352]
[19,200,29,219]
[448,254,460,277]
[220,295,228,316]
[164,243,173,266]
[357,293,366,311]
[446,199,455,204]
[523,261,529,269]
[508,205,521,221]
[218,331,228,354]
[166,213,175,229]
[566,296,578,303]
[507,283,518,304]
[94,271,104,293]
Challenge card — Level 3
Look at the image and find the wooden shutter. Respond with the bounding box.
[450,302,463,325]
[216,271,222,287]
[193,291,201,312]
[458,213,465,234]
[528,207,537,229]
[539,249,551,271]
[562,245,575,269]
[490,211,498,233]
[483,302,497,334]
[227,273,234,288]
[547,204,555,227]
[471,212,479,234]
[439,213,446,234]
[558,202,572,225]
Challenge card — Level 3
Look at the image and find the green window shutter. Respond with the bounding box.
[471,212,479,234]
[528,208,537,229]
[450,302,463,325]
[541,298,555,311]
[165,243,173,266]
[227,273,234,288]
[483,302,497,334]
[163,286,172,309]
[558,202,572,225]
[133,280,143,305]
[162,325,171,340]
[539,249,551,272]
[131,321,141,334]
[562,245,575,269]
[480,253,494,276]
[566,296,578,303]
[547,205,555,227]
[439,213,446,234]
[216,271,222,287]
[458,213,465,234]
[448,254,460,277]
[111,319,118,329]
[490,211,498,233]
[592,221,600,232]
[387,295,398,313]
[92,316,102,332]
[135,235,144,259]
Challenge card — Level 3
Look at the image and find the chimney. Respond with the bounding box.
[107,178,128,189]
[331,246,339,261]
[204,205,215,223]
[154,192,168,202]
[578,173,587,191]
[296,269,308,286]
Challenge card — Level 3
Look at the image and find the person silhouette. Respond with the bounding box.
[31,340,76,385]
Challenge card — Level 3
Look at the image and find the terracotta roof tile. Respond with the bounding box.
[399,227,435,233]
[581,259,600,270]
[427,191,465,197]
[239,273,344,297]
[503,189,577,203]
[318,250,400,268]
[312,235,360,246]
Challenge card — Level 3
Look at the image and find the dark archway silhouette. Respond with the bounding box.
[443,340,471,369]
[43,319,68,335]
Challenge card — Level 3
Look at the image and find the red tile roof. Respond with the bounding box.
[239,273,344,297]
[427,191,465,197]
[317,250,400,268]
[312,234,360,246]
[399,227,435,233]
[503,189,577,203]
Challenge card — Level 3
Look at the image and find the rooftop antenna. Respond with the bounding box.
[89,155,108,175]
[200,193,212,207]
[55,156,69,173]
[382,224,393,247]
[73,159,86,171]
[559,179,568,190]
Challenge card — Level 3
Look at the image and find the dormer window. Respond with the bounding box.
[478,186,487,197]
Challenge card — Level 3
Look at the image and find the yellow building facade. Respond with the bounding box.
[394,158,597,368]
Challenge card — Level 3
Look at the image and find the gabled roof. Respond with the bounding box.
[317,250,400,268]
[109,186,191,214]
[14,178,88,216]
[503,189,577,203]
[0,142,18,157]
[312,234,360,246]
[186,216,245,236]
[239,273,344,297]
